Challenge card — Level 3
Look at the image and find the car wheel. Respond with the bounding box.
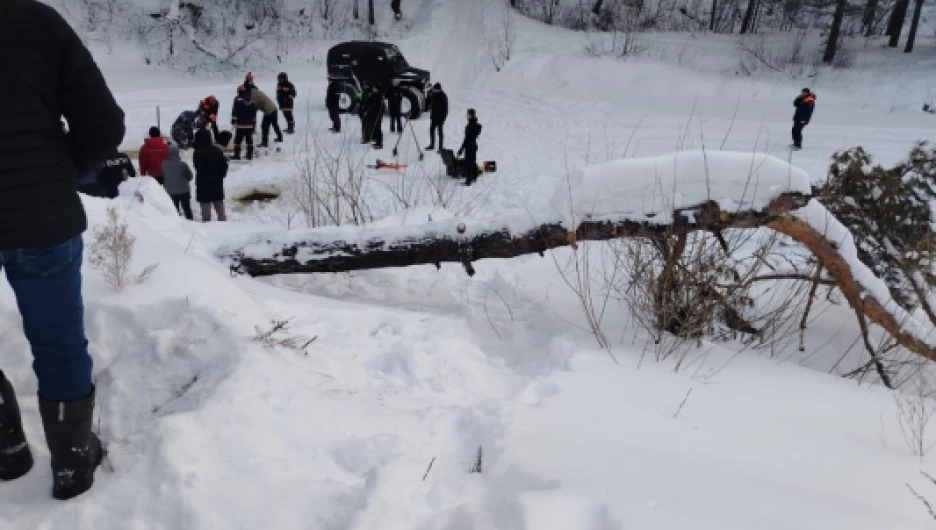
[401,86,423,120]
[335,81,359,114]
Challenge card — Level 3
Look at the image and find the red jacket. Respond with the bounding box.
[139,137,170,177]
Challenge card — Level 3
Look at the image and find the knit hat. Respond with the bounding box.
[467,108,476,117]
[148,126,161,138]
[278,72,287,81]
[433,82,442,90]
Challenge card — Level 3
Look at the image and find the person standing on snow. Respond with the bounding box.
[231,86,256,161]
[193,129,229,222]
[361,84,386,149]
[792,88,815,151]
[139,126,170,186]
[250,84,282,148]
[0,0,125,500]
[161,145,195,220]
[326,76,342,133]
[197,95,221,141]
[276,73,297,135]
[426,83,448,151]
[457,109,482,186]
[386,81,404,134]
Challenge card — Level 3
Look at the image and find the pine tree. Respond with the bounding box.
[819,144,936,313]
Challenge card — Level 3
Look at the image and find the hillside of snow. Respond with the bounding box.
[2,0,936,528]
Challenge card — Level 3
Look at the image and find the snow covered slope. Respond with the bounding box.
[2,0,936,528]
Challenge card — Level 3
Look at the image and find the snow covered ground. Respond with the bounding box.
[2,0,936,528]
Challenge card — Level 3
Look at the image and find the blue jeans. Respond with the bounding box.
[0,236,92,402]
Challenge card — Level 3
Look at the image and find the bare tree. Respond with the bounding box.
[353,0,360,20]
[592,0,605,15]
[904,0,924,52]
[823,0,848,63]
[887,0,910,46]
[368,0,375,25]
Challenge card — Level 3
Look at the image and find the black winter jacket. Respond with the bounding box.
[326,82,341,110]
[277,81,297,110]
[231,95,257,129]
[386,86,404,115]
[794,94,816,123]
[193,130,229,203]
[361,92,385,120]
[0,0,125,250]
[460,118,482,153]
[430,91,449,123]
[97,152,135,198]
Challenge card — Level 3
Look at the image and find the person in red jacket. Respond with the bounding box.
[138,126,170,186]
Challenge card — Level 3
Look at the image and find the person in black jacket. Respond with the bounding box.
[386,82,404,134]
[0,0,125,501]
[792,88,816,150]
[231,85,256,161]
[457,109,482,186]
[427,83,448,151]
[193,129,229,221]
[277,73,298,134]
[326,76,342,133]
[361,84,386,149]
[81,150,135,199]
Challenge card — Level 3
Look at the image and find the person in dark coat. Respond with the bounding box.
[193,129,229,221]
[427,83,448,151]
[326,76,342,133]
[0,0,125,501]
[77,150,135,199]
[386,82,404,134]
[231,85,256,161]
[171,110,198,149]
[792,88,816,150]
[276,73,297,134]
[457,109,482,186]
[361,84,385,149]
[197,95,221,141]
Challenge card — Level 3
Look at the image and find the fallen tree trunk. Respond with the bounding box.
[223,193,810,277]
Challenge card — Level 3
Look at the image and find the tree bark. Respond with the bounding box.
[367,0,375,24]
[887,0,910,45]
[223,194,809,277]
[710,0,718,31]
[740,0,757,33]
[862,0,878,36]
[904,0,924,52]
[823,0,847,63]
[353,0,359,20]
[592,0,605,15]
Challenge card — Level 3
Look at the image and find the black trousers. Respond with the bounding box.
[170,193,194,220]
[282,109,294,125]
[792,120,807,148]
[389,111,403,133]
[429,120,444,148]
[261,112,282,144]
[328,107,341,131]
[234,128,254,159]
[371,114,383,146]
[464,145,478,185]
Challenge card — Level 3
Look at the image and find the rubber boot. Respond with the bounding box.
[0,371,33,481]
[232,145,241,161]
[286,122,295,134]
[246,145,254,161]
[39,389,102,500]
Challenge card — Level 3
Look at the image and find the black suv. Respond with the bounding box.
[326,41,431,119]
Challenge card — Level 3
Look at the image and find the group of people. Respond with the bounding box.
[170,72,298,161]
[325,79,484,185]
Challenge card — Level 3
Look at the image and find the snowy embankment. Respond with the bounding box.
[0,173,931,528]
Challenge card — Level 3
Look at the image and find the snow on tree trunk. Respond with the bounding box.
[904,0,924,52]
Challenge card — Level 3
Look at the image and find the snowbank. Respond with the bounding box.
[553,150,812,225]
